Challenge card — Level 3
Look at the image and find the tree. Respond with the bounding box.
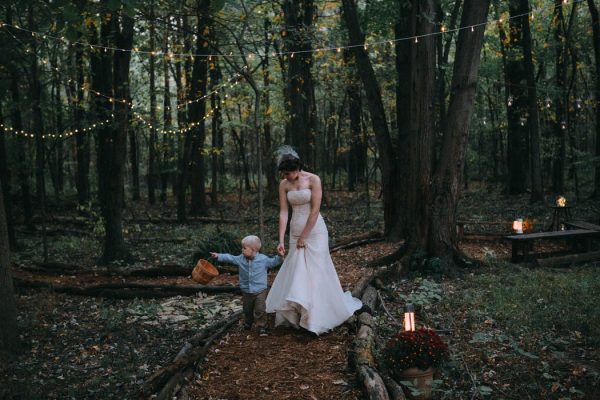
[341,0,398,237]
[428,0,491,261]
[587,0,600,198]
[283,0,317,167]
[92,2,135,264]
[0,175,18,357]
[504,0,530,194]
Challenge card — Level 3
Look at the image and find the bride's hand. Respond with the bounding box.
[277,243,286,257]
[296,236,306,249]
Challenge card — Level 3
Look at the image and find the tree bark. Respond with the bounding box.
[282,0,317,168]
[93,5,134,264]
[161,19,173,203]
[74,3,91,206]
[29,5,46,203]
[148,2,158,205]
[189,0,211,216]
[429,0,490,261]
[341,0,398,237]
[263,18,278,197]
[587,0,600,198]
[0,103,17,250]
[552,0,568,194]
[520,0,543,202]
[505,0,530,194]
[404,0,436,252]
[0,175,18,356]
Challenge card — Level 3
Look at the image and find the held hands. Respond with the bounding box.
[296,236,307,249]
[277,243,286,257]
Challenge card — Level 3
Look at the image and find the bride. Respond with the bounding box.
[266,146,362,335]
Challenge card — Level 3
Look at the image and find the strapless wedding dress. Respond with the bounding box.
[266,188,362,334]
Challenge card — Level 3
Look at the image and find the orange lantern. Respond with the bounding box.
[556,196,567,207]
[404,304,415,332]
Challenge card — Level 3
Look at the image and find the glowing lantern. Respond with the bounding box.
[513,218,524,234]
[556,196,567,207]
[404,304,415,332]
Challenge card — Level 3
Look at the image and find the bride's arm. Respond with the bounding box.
[298,174,322,245]
[277,181,288,256]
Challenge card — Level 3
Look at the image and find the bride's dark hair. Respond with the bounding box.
[276,145,303,172]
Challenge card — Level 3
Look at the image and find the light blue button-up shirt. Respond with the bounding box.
[216,253,282,294]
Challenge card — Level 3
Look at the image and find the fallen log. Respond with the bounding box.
[352,273,375,299]
[361,286,379,314]
[381,374,407,400]
[535,250,600,268]
[14,278,240,298]
[140,310,243,399]
[350,281,408,400]
[330,231,384,253]
[357,365,390,400]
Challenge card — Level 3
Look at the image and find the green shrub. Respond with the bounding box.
[192,229,242,264]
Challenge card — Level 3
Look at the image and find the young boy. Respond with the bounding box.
[210,235,282,333]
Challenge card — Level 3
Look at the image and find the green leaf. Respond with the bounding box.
[107,0,122,12]
[63,4,80,23]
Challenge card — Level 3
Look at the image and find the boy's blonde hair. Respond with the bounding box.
[242,235,261,251]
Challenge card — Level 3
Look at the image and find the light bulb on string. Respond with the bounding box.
[576,98,582,109]
[545,97,552,108]
[507,95,513,107]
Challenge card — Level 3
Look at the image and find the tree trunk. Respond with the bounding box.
[505,0,530,194]
[404,0,436,252]
[263,18,278,197]
[587,0,600,198]
[395,5,414,238]
[9,71,33,229]
[161,20,173,203]
[346,54,362,192]
[148,3,158,205]
[429,0,490,261]
[74,3,90,206]
[210,59,222,207]
[341,0,398,237]
[520,0,543,202]
[0,103,17,250]
[176,9,194,221]
[0,174,18,356]
[189,0,211,216]
[29,5,46,203]
[552,0,567,194]
[93,6,134,264]
[282,0,316,168]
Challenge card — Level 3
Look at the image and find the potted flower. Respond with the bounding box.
[383,328,449,400]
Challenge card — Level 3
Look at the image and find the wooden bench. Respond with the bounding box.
[564,220,600,231]
[505,229,600,263]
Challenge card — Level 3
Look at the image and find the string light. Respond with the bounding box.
[0,120,111,140]
[0,1,574,60]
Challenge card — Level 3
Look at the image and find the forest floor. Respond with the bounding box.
[2,186,600,399]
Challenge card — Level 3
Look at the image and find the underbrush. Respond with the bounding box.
[456,266,600,343]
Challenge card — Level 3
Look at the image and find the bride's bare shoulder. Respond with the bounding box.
[306,172,321,185]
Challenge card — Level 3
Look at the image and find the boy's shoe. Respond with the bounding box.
[259,328,269,336]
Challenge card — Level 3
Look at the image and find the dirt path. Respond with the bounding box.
[184,241,400,400]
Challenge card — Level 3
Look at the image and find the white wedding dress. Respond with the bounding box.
[266,188,362,335]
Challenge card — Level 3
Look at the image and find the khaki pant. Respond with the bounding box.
[242,289,267,329]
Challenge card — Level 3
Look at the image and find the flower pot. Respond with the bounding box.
[398,367,434,400]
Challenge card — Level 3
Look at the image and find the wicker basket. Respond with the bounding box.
[192,259,219,284]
